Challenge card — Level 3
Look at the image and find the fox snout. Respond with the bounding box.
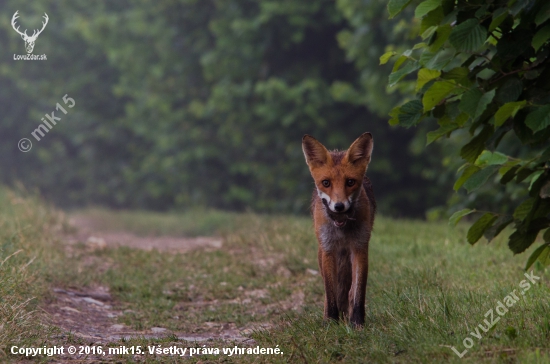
[318,190,354,213]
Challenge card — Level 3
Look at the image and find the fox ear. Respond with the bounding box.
[302,135,331,168]
[345,132,373,166]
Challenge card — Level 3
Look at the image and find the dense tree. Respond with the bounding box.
[387,0,550,267]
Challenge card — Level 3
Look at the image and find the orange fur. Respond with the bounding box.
[302,133,375,326]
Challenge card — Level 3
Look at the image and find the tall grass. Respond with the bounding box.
[0,187,62,355]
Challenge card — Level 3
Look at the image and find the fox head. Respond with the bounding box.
[302,132,373,215]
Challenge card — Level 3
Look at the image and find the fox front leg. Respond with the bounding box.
[319,248,339,321]
[348,249,368,327]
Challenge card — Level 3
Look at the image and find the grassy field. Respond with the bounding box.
[1,188,550,363]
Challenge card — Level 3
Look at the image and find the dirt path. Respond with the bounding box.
[64,215,223,252]
[45,286,249,343]
[43,215,251,349]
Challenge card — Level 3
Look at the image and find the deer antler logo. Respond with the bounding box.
[11,11,49,54]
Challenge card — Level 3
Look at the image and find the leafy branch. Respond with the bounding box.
[386,0,550,270]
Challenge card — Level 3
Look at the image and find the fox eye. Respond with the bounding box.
[322,180,331,188]
[346,179,356,187]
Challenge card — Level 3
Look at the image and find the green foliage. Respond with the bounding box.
[388,0,412,19]
[388,0,550,263]
[448,208,474,227]
[0,0,455,217]
[467,212,498,245]
[524,241,550,270]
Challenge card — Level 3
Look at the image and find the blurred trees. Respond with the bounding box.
[0,0,452,216]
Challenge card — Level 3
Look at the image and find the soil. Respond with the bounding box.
[64,215,224,252]
[42,216,254,356]
[45,286,250,343]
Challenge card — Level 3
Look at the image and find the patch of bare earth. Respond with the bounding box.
[44,215,258,354]
[44,286,249,343]
[64,215,223,252]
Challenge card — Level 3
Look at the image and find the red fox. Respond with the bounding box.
[302,132,375,327]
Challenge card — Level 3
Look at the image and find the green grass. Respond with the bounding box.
[70,207,249,236]
[0,188,64,355]
[1,189,550,362]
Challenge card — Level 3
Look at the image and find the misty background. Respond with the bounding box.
[1,0,462,218]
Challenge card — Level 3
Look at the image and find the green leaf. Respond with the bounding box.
[525,243,550,271]
[442,67,469,82]
[541,180,550,199]
[449,208,474,227]
[388,106,401,126]
[429,24,452,52]
[421,25,438,40]
[449,19,487,53]
[398,100,424,127]
[422,80,456,112]
[459,88,495,120]
[416,68,441,91]
[494,101,527,126]
[525,104,550,133]
[463,165,500,192]
[532,25,550,52]
[420,7,444,34]
[392,55,408,72]
[388,0,412,18]
[454,165,480,191]
[509,229,539,254]
[455,112,469,126]
[514,198,535,220]
[460,126,492,163]
[484,216,513,242]
[389,61,420,87]
[420,49,454,70]
[535,1,550,26]
[500,165,519,184]
[426,123,458,145]
[489,8,509,32]
[495,78,523,104]
[467,213,498,244]
[380,51,397,65]
[415,0,442,18]
[499,162,519,175]
[529,170,545,192]
[475,151,508,166]
[539,245,550,266]
[516,168,535,183]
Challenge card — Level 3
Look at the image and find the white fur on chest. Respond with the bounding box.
[318,221,370,252]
